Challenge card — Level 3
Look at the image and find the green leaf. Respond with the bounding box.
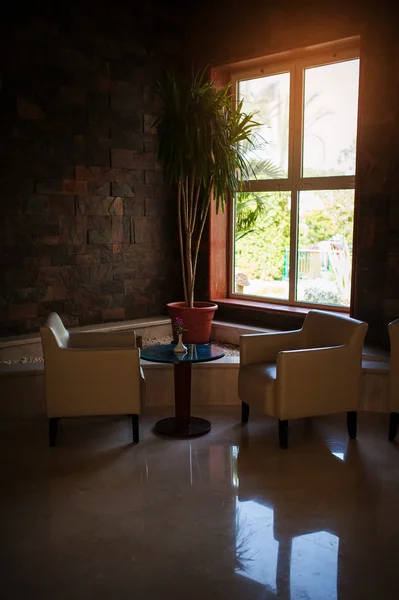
[155,69,260,212]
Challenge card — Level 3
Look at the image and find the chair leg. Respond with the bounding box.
[389,412,399,442]
[49,418,59,447]
[279,419,288,449]
[241,401,249,424]
[132,414,139,444]
[347,411,357,439]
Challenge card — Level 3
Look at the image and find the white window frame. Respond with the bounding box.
[230,42,360,311]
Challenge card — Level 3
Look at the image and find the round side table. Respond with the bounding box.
[140,343,225,437]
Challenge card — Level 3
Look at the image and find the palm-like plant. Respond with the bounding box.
[235,159,285,240]
[155,70,259,308]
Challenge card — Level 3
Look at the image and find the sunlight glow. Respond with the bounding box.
[303,59,360,177]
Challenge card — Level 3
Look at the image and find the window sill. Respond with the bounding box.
[211,298,348,318]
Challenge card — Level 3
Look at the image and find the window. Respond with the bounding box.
[232,46,360,309]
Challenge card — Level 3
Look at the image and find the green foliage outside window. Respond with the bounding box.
[235,191,290,281]
[235,188,353,284]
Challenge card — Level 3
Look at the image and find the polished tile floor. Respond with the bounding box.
[1,408,398,600]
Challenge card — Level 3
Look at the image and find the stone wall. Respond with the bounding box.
[0,3,182,335]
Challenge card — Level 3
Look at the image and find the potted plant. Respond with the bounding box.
[155,69,258,343]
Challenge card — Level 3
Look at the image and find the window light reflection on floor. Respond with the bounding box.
[235,499,279,593]
[235,501,339,599]
[291,531,338,600]
[231,445,239,487]
[328,442,347,462]
[331,452,345,461]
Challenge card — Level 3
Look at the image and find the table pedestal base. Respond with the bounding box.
[154,416,211,438]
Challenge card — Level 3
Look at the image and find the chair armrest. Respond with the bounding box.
[276,345,361,419]
[277,345,347,375]
[240,330,303,365]
[68,330,137,348]
[59,346,140,371]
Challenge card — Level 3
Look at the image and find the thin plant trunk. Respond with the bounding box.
[177,180,188,306]
[181,175,193,308]
[186,233,194,308]
[179,172,209,309]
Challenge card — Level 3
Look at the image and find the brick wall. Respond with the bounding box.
[0,4,182,335]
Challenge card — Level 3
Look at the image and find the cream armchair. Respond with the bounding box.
[239,310,368,448]
[388,319,399,441]
[40,313,145,446]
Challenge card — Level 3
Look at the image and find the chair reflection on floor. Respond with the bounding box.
[235,439,376,599]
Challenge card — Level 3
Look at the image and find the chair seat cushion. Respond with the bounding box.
[238,362,276,415]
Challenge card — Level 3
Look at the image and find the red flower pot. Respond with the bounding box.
[167,301,218,344]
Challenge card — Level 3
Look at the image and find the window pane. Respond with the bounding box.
[234,192,291,300]
[296,190,354,307]
[302,59,360,177]
[238,72,290,179]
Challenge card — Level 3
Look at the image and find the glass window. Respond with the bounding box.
[234,192,291,300]
[296,190,354,307]
[303,60,360,177]
[232,49,359,309]
[238,72,290,179]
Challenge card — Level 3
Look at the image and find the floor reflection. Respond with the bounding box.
[291,531,338,599]
[234,439,373,599]
[235,498,339,599]
[2,412,399,600]
[331,452,345,461]
[236,500,278,592]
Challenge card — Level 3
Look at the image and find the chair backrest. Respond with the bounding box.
[303,310,368,351]
[388,319,399,411]
[40,312,70,356]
